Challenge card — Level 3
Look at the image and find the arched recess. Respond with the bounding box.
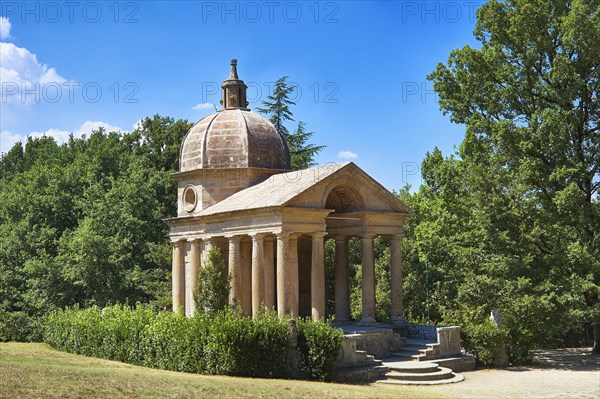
[324,184,365,213]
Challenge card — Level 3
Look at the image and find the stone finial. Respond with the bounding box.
[220,59,248,110]
[229,59,239,79]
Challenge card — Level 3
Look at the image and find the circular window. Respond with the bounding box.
[183,185,197,213]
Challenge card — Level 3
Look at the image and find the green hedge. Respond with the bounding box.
[0,310,44,342]
[296,318,343,381]
[462,319,510,366]
[48,305,355,378]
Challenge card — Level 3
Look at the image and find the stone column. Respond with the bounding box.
[201,238,215,264]
[361,234,376,323]
[334,237,350,321]
[263,237,275,311]
[288,235,299,318]
[241,239,252,316]
[276,233,290,317]
[172,239,186,312]
[228,236,242,305]
[185,239,201,317]
[311,232,327,320]
[251,234,266,317]
[390,234,404,322]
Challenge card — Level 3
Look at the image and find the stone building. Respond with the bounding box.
[165,60,411,322]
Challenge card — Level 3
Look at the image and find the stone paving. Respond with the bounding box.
[413,347,600,399]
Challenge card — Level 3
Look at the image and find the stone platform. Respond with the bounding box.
[332,323,475,383]
[377,360,465,385]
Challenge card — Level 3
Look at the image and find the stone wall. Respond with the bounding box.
[407,324,439,341]
[407,324,462,357]
[436,326,462,357]
[353,329,405,359]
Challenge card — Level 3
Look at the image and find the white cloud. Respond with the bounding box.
[28,128,72,144]
[132,119,145,130]
[0,130,22,154]
[0,17,11,40]
[1,121,123,155]
[337,150,358,159]
[192,102,215,111]
[0,42,66,105]
[76,120,123,136]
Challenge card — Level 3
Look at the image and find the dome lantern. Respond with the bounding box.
[179,60,290,173]
[220,59,249,110]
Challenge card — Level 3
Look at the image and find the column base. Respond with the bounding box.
[360,316,377,323]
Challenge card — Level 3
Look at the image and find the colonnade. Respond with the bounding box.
[172,232,403,322]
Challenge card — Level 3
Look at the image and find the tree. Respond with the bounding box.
[427,0,599,353]
[0,116,192,340]
[258,76,325,170]
[289,122,324,170]
[195,247,230,314]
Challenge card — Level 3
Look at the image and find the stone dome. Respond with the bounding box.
[180,108,290,171]
[180,59,290,172]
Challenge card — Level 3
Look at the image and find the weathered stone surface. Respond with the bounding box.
[437,326,462,357]
[180,109,290,172]
[342,328,404,359]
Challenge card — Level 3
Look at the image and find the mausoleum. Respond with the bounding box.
[165,60,411,322]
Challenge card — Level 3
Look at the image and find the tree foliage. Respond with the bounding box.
[195,247,230,314]
[0,116,191,340]
[401,0,599,359]
[258,76,325,170]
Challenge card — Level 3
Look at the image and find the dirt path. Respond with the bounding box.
[416,348,600,398]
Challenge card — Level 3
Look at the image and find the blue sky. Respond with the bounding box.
[0,0,483,191]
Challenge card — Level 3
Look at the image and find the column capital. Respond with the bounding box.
[251,232,269,241]
[311,231,328,239]
[173,238,187,246]
[361,233,376,240]
[264,235,276,243]
[276,232,291,240]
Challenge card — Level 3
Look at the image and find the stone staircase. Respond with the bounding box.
[331,333,389,382]
[332,325,474,384]
[392,339,442,361]
[391,338,477,372]
[376,360,464,385]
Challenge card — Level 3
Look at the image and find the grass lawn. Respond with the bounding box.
[0,343,446,399]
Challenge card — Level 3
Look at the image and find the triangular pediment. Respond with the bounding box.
[284,162,411,214]
[193,162,410,218]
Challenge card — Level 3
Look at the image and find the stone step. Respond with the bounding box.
[391,349,426,360]
[392,351,442,361]
[402,344,432,350]
[376,373,464,385]
[386,361,439,374]
[396,346,435,356]
[434,355,476,372]
[384,366,454,381]
[354,350,380,365]
[406,339,438,347]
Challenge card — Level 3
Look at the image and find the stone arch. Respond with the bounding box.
[323,183,365,213]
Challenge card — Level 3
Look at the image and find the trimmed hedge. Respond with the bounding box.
[45,305,343,379]
[297,318,344,381]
